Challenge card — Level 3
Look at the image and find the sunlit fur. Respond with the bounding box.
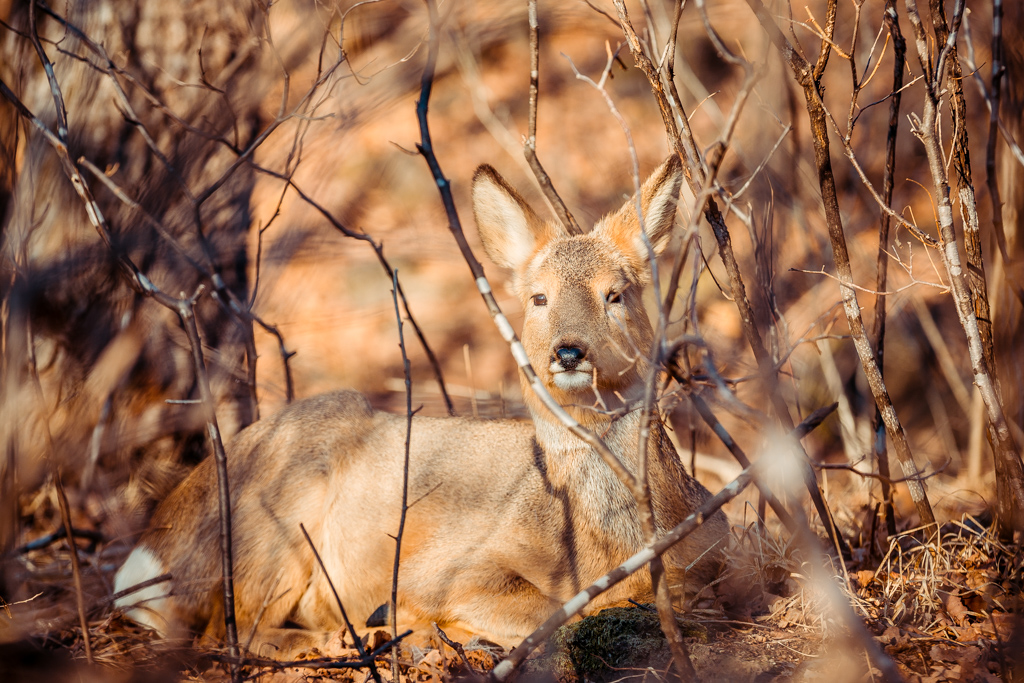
[114,157,729,658]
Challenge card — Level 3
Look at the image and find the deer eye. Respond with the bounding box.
[531,294,548,306]
[605,291,621,304]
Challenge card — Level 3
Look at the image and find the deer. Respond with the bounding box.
[113,155,730,658]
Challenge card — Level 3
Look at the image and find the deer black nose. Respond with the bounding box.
[556,346,586,370]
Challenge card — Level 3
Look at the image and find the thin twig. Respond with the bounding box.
[615,0,852,558]
[0,67,244,681]
[743,0,937,534]
[54,472,92,664]
[389,269,414,682]
[252,162,454,414]
[563,42,697,683]
[433,623,477,674]
[872,0,907,541]
[214,629,413,672]
[33,0,295,409]
[903,0,1024,531]
[299,523,383,683]
[962,1,1024,310]
[524,0,582,235]
[415,0,638,506]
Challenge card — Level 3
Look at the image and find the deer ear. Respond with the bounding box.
[473,165,558,272]
[598,155,684,267]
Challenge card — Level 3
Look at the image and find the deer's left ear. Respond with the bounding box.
[597,155,683,268]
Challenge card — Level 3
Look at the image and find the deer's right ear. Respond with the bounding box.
[472,165,555,272]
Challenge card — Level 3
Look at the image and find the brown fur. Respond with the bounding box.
[114,156,729,657]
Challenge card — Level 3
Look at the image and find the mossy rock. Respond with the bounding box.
[519,606,707,683]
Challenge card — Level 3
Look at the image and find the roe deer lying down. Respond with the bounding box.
[114,156,729,657]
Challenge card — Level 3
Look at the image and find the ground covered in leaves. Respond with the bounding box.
[2,498,1020,682]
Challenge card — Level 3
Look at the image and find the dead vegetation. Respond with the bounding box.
[2,0,1023,681]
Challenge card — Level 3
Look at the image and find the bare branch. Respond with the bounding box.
[251,163,454,415]
[54,472,92,664]
[616,0,852,558]
[1,41,246,675]
[299,523,383,683]
[524,0,582,235]
[743,0,937,533]
[388,270,414,682]
[415,0,638,498]
[903,0,1024,531]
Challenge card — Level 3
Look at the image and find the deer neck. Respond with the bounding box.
[528,377,671,483]
[526,376,688,540]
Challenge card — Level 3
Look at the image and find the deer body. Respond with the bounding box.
[114,157,729,656]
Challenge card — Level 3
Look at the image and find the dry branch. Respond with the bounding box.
[415,0,640,513]
[388,270,414,682]
[903,0,1024,532]
[299,523,383,683]
[742,0,937,533]
[561,45,700,682]
[32,0,294,410]
[1,38,245,677]
[872,0,908,541]
[54,472,92,664]
[524,0,582,235]
[671,380,904,681]
[615,0,852,559]
[419,8,719,679]
[214,629,412,673]
[252,163,455,415]
[965,0,1024,310]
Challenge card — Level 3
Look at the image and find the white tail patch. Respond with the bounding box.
[114,546,172,635]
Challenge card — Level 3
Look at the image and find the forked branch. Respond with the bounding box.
[902,0,1024,531]
[415,0,638,503]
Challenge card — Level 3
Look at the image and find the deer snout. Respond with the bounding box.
[548,341,594,392]
[555,346,586,371]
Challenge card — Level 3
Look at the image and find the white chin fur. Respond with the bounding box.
[114,546,172,635]
[552,371,593,392]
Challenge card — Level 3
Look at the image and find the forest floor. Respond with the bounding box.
[2,486,1020,682]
